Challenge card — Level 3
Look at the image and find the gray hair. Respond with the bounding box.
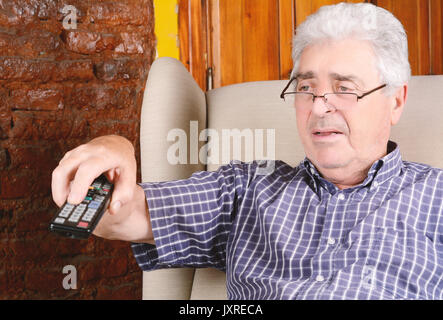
[291,2,411,94]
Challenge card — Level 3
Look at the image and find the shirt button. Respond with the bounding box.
[337,193,345,201]
[327,238,336,245]
[316,275,325,282]
[373,181,379,188]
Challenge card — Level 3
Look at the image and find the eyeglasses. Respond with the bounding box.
[280,78,387,109]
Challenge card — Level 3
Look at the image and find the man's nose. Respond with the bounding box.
[311,94,334,115]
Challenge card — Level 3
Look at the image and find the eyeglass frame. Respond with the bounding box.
[280,77,387,104]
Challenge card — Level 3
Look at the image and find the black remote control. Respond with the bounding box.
[49,174,114,239]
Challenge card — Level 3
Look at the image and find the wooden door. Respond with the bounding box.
[179,0,443,91]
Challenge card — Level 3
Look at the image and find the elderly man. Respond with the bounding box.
[51,3,442,299]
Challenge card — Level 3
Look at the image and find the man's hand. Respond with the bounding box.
[51,135,153,243]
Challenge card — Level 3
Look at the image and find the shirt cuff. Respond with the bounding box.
[130,182,181,271]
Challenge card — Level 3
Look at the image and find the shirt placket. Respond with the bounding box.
[303,189,349,299]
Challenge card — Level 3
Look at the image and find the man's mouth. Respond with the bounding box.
[313,131,342,136]
[312,128,344,135]
[311,128,344,141]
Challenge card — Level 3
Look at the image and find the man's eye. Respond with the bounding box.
[298,85,311,92]
[338,86,352,92]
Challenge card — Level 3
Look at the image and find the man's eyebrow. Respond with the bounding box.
[293,71,316,80]
[329,72,365,87]
[293,71,365,88]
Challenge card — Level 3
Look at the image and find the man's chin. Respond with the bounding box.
[310,155,350,171]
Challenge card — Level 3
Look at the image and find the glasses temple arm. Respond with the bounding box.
[357,84,387,100]
[280,78,296,99]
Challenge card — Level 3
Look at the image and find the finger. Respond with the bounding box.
[105,167,116,183]
[67,158,115,204]
[51,146,90,207]
[52,167,76,207]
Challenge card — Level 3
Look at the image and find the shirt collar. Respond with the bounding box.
[302,140,403,194]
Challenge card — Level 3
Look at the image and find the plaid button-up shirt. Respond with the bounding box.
[132,141,443,299]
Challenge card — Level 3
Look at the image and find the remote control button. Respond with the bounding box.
[54,217,65,224]
[92,181,101,187]
[77,221,89,228]
[68,215,81,223]
[94,195,105,202]
[68,205,85,222]
[72,205,86,215]
[82,215,93,222]
[88,201,101,209]
[59,208,72,218]
[82,208,97,221]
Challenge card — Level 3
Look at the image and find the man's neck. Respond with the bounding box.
[320,164,372,190]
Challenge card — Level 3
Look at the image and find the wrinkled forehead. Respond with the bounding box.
[296,38,380,86]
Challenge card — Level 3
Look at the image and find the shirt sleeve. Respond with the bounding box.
[131,160,262,272]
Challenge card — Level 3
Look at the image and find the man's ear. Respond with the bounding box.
[391,84,408,126]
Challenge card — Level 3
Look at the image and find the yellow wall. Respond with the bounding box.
[154,0,179,59]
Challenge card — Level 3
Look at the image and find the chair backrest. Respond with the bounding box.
[140,57,443,300]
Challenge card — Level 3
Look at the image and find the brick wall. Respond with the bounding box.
[0,0,156,299]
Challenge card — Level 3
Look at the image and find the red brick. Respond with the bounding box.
[88,1,150,26]
[0,29,61,58]
[79,257,128,282]
[68,84,137,111]
[0,169,51,199]
[0,171,35,199]
[0,147,10,170]
[115,33,145,54]
[10,112,33,140]
[89,119,138,138]
[0,57,55,82]
[7,144,58,170]
[68,85,118,110]
[0,271,6,293]
[2,268,25,298]
[63,30,118,54]
[10,110,89,140]
[52,235,95,256]
[0,32,14,56]
[54,60,95,81]
[0,115,10,140]
[95,58,144,81]
[25,268,63,292]
[37,0,59,20]
[96,284,138,300]
[0,1,37,27]
[10,85,64,111]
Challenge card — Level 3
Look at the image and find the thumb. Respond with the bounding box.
[109,199,122,213]
[108,167,135,215]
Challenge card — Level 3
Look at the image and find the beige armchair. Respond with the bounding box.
[139,57,443,300]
